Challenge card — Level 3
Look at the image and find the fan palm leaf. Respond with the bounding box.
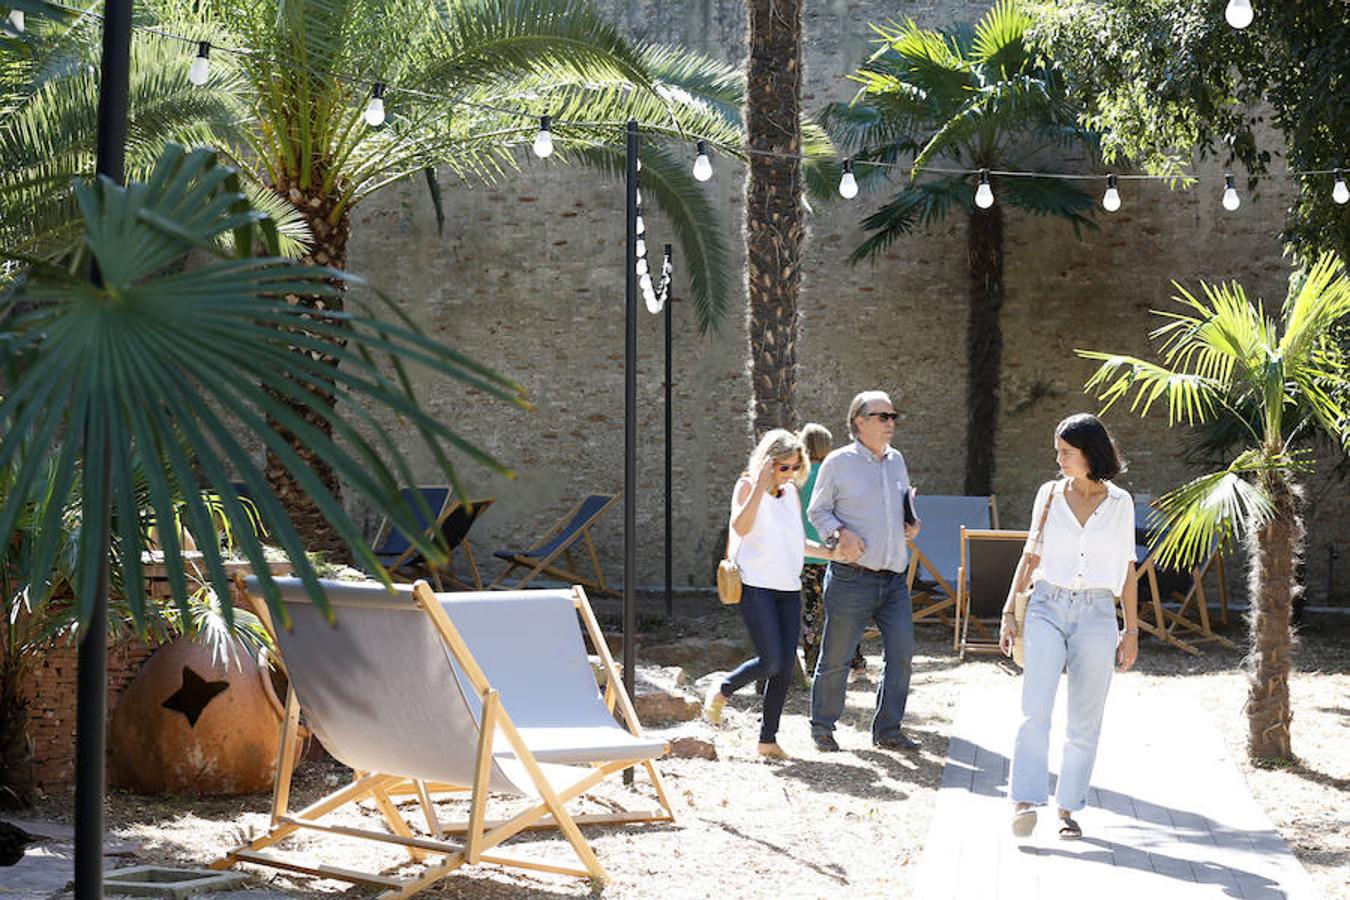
[0,144,525,627]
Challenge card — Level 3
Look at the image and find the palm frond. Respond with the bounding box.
[997,175,1096,234]
[1077,349,1225,425]
[850,176,970,262]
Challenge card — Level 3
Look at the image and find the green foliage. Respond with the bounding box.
[0,144,526,628]
[1079,253,1350,569]
[1028,0,1350,262]
[821,0,1099,258]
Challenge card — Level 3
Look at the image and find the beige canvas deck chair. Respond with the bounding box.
[1133,538,1234,656]
[214,576,674,896]
[905,495,999,624]
[489,493,620,596]
[954,528,1028,658]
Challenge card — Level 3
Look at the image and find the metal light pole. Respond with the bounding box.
[663,244,673,619]
[622,119,638,785]
[79,1,133,895]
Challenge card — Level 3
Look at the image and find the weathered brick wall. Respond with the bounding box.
[338,0,1347,603]
[20,640,153,792]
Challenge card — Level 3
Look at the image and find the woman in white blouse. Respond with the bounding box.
[704,429,836,759]
[998,413,1139,840]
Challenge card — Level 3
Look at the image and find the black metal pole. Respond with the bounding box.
[623,120,638,785]
[663,244,673,619]
[78,1,132,896]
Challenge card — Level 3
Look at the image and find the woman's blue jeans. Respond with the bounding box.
[1009,582,1119,812]
[720,584,802,743]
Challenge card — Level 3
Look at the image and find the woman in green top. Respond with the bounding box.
[798,424,866,677]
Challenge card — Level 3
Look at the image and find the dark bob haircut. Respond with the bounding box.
[1056,413,1126,482]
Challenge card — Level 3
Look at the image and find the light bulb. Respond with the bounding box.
[635,238,646,258]
[187,42,211,86]
[644,288,663,314]
[975,169,994,209]
[636,257,649,276]
[636,215,645,235]
[8,9,24,32]
[1102,174,1121,212]
[635,189,642,206]
[1334,171,1349,205]
[838,160,858,199]
[640,273,653,294]
[364,83,386,127]
[533,115,553,158]
[693,140,713,182]
[1225,0,1253,29]
[1222,174,1240,211]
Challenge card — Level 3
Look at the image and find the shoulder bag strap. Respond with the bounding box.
[1031,480,1061,550]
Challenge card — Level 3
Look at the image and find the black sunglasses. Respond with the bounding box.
[777,462,804,473]
[864,411,899,422]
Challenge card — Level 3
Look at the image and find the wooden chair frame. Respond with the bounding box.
[953,528,1028,658]
[372,487,492,591]
[488,494,620,597]
[214,579,674,896]
[1131,549,1234,656]
[906,495,1000,625]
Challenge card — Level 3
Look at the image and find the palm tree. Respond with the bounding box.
[820,1,1098,494]
[5,0,751,554]
[744,0,803,434]
[1079,253,1350,762]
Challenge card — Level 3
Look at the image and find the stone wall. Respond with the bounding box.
[342,0,1348,604]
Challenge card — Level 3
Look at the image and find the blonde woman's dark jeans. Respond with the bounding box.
[720,585,802,743]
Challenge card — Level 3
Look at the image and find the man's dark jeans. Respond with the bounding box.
[809,563,913,742]
[720,585,802,743]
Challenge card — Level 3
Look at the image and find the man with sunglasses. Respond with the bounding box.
[806,390,922,753]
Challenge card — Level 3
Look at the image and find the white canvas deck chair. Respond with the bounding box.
[954,528,1028,657]
[905,495,999,624]
[214,576,674,896]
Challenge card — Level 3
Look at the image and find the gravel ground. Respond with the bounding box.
[31,602,1349,899]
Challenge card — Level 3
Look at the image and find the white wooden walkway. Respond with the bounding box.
[914,676,1323,900]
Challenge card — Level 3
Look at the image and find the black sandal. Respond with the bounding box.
[1058,813,1082,840]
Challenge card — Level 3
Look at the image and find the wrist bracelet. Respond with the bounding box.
[1122,627,1138,635]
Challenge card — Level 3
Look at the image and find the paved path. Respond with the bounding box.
[914,676,1322,900]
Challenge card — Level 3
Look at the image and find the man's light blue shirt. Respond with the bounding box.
[807,439,912,574]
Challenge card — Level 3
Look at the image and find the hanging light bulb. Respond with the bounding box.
[187,41,211,86]
[636,257,649,276]
[363,83,386,127]
[1102,174,1121,212]
[532,115,554,158]
[635,188,642,206]
[636,214,646,236]
[636,238,647,259]
[1224,0,1254,29]
[975,169,995,209]
[8,8,24,32]
[1334,169,1349,205]
[1222,173,1241,211]
[693,140,713,182]
[838,159,858,199]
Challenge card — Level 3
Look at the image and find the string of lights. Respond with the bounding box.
[10,0,1348,218]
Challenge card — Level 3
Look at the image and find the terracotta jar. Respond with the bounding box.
[109,636,295,795]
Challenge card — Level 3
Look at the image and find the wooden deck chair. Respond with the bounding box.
[372,487,494,590]
[905,495,999,624]
[1133,536,1234,656]
[214,576,673,896]
[954,529,1028,658]
[489,493,620,596]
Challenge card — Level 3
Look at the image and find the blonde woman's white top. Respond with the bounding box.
[729,477,805,592]
[1023,479,1136,596]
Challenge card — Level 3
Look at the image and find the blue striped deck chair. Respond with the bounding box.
[905,495,1000,624]
[488,494,620,596]
[372,486,494,590]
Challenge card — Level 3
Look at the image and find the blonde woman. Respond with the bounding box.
[705,429,836,759]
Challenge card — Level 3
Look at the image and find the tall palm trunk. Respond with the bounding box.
[0,663,33,809]
[744,0,804,435]
[1245,468,1301,760]
[965,203,1004,496]
[262,179,350,560]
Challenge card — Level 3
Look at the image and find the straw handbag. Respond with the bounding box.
[716,526,742,605]
[1012,480,1062,667]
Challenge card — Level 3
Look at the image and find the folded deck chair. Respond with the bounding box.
[489,493,620,596]
[372,487,494,590]
[954,529,1028,658]
[214,576,673,896]
[1133,525,1234,656]
[905,495,999,624]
